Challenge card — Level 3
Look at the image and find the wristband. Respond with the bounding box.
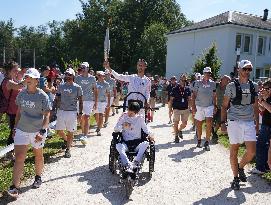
[39,129,46,135]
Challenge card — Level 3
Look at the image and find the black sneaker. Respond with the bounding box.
[61,140,67,150]
[238,164,247,182]
[174,135,179,143]
[64,149,71,158]
[112,113,115,116]
[204,141,210,151]
[196,140,202,148]
[231,177,240,190]
[32,175,42,189]
[178,130,183,139]
[7,185,19,198]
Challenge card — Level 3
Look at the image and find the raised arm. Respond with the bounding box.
[103,61,131,82]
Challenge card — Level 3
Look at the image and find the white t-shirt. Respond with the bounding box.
[114,113,150,141]
[111,70,151,104]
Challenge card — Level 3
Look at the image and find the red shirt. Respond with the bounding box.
[2,79,21,114]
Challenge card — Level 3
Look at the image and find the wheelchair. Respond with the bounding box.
[108,91,157,198]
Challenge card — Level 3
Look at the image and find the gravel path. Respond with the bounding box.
[2,105,271,205]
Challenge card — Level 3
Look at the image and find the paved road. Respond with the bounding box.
[2,105,271,205]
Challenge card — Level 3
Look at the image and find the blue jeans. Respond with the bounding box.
[256,125,271,172]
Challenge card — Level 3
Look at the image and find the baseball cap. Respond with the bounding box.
[239,60,253,69]
[195,73,201,78]
[24,68,40,79]
[81,62,89,68]
[97,71,105,76]
[65,68,75,76]
[203,67,212,73]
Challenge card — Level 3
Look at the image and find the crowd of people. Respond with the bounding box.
[0,58,271,197]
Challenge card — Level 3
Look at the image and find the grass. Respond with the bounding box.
[0,114,97,193]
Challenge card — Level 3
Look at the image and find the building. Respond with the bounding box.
[166,9,271,80]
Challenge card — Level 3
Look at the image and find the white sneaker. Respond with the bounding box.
[249,167,265,175]
[80,136,87,145]
[7,185,19,198]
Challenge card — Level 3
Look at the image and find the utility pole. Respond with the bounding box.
[19,48,22,67]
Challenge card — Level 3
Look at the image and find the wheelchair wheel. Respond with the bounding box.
[109,140,117,174]
[148,143,155,177]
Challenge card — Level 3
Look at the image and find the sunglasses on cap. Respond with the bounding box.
[242,67,252,72]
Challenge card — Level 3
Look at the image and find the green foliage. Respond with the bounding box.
[0,0,190,74]
[62,58,82,71]
[193,43,222,80]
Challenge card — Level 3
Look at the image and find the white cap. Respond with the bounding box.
[97,71,105,75]
[81,62,89,68]
[65,68,75,76]
[203,67,212,73]
[24,68,40,79]
[195,73,201,78]
[239,60,253,69]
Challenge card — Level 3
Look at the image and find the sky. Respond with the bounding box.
[0,0,270,28]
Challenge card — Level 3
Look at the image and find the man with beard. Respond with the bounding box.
[221,60,259,190]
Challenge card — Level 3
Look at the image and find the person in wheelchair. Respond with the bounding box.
[114,102,154,173]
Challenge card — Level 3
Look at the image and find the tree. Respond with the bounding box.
[193,43,222,80]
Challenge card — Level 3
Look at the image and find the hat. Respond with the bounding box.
[195,73,201,78]
[24,68,40,79]
[171,76,177,80]
[203,67,212,73]
[97,71,105,76]
[81,62,89,68]
[65,68,75,76]
[239,60,253,69]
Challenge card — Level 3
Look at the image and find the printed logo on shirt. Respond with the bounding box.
[123,122,132,130]
[21,100,35,108]
[63,89,73,94]
[81,80,89,85]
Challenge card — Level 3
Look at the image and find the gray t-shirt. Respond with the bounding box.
[194,80,216,107]
[75,75,96,101]
[225,81,258,121]
[16,88,51,133]
[57,82,83,111]
[97,81,110,102]
[106,77,116,95]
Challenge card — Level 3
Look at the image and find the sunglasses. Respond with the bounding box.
[242,67,252,72]
[65,73,73,76]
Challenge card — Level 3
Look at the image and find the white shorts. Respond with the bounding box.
[95,102,107,114]
[107,97,114,106]
[14,129,46,149]
[227,120,256,144]
[82,101,94,116]
[55,110,77,132]
[194,105,214,121]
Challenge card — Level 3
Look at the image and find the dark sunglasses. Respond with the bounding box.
[65,73,73,76]
[242,67,252,72]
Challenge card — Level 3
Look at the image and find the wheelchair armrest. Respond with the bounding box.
[112,132,122,141]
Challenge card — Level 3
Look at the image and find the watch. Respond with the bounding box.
[39,129,46,135]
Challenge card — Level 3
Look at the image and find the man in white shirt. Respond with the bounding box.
[103,59,151,108]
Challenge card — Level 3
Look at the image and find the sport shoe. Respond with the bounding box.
[80,136,87,145]
[64,149,71,158]
[124,164,134,173]
[112,113,115,116]
[103,121,108,128]
[97,131,101,136]
[178,130,183,139]
[133,160,140,168]
[61,140,67,150]
[204,141,210,151]
[249,167,265,175]
[238,164,247,182]
[168,120,172,124]
[7,185,19,198]
[196,140,202,148]
[32,175,42,189]
[174,135,180,143]
[231,177,240,190]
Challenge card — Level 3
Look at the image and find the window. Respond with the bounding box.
[255,68,261,79]
[264,68,270,77]
[235,34,242,50]
[257,36,266,55]
[243,35,252,53]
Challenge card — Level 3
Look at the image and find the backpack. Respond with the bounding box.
[0,79,13,114]
[231,79,256,105]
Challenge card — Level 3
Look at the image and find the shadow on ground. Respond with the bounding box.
[193,174,271,205]
[168,146,205,162]
[156,138,195,152]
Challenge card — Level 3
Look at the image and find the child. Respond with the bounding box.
[114,102,154,172]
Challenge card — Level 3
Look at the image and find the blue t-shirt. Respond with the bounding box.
[39,77,47,89]
[170,84,191,110]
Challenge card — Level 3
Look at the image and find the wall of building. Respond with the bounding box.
[166,24,271,79]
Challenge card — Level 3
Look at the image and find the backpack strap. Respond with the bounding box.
[231,79,242,105]
[248,80,256,104]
